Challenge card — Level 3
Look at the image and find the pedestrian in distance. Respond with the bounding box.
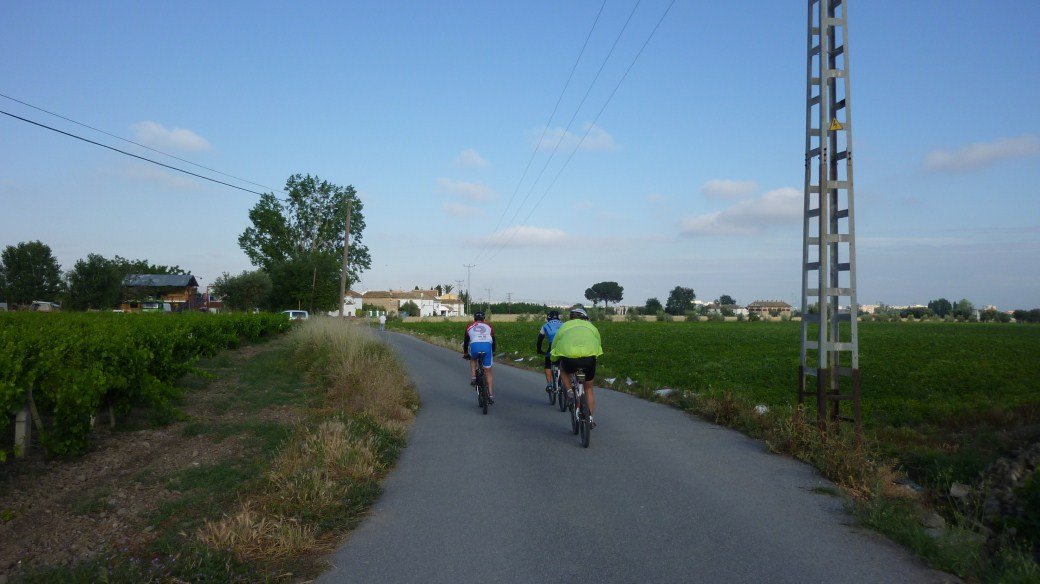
[379,313,386,331]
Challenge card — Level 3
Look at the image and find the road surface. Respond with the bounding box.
[319,332,951,584]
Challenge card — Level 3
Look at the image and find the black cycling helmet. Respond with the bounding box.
[546,310,560,321]
[570,307,588,319]
[473,311,485,321]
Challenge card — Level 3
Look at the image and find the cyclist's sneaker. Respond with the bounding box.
[488,395,495,405]
[588,415,596,429]
[545,383,553,393]
[470,377,477,386]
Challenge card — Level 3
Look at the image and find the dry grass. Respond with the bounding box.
[197,318,416,569]
[293,318,418,425]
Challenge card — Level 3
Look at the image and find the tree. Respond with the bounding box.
[112,256,186,276]
[584,287,601,308]
[65,253,123,310]
[589,281,624,307]
[0,240,64,305]
[268,252,342,312]
[952,298,974,320]
[718,294,736,306]
[927,298,952,318]
[644,297,663,314]
[665,286,696,315]
[399,300,420,317]
[238,174,371,303]
[212,270,272,311]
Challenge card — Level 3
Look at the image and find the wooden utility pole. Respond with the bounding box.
[339,201,352,317]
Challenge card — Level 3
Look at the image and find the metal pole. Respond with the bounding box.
[464,264,475,314]
[338,200,352,317]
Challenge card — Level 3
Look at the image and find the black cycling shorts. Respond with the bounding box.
[559,356,596,381]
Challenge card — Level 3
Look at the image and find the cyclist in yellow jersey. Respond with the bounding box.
[550,307,603,427]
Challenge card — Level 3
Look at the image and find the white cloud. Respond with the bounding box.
[534,123,616,152]
[924,135,1039,173]
[486,225,571,247]
[699,179,759,199]
[442,202,480,217]
[454,148,488,167]
[131,121,212,151]
[437,178,494,201]
[681,187,801,236]
[122,164,200,190]
[646,193,666,203]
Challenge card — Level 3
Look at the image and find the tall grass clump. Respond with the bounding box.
[198,318,416,574]
[291,318,417,425]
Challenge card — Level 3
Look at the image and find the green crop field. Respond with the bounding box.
[392,319,1040,488]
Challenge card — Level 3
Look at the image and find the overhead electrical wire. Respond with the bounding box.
[474,0,644,264]
[475,0,609,261]
[474,0,645,264]
[0,91,284,193]
[481,0,677,261]
[1,109,268,196]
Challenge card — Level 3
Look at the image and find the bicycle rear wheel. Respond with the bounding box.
[548,380,556,405]
[579,399,591,448]
[477,369,488,414]
[570,394,579,435]
[557,386,567,412]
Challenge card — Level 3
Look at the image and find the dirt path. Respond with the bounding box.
[0,338,300,576]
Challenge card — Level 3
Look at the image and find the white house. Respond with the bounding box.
[327,290,364,317]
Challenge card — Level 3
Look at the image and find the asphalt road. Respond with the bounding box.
[319,332,951,584]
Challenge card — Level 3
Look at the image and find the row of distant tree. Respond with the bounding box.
[0,240,189,310]
[0,174,373,314]
[871,298,1040,323]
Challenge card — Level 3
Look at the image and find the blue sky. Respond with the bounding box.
[2,1,1038,310]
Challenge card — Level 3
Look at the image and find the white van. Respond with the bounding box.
[282,310,309,321]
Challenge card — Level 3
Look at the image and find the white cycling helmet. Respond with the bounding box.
[570,307,588,319]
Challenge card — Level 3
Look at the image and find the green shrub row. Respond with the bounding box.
[0,312,291,457]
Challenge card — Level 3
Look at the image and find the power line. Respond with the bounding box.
[483,0,677,261]
[475,0,609,260]
[0,91,283,193]
[1,109,268,196]
[474,0,644,263]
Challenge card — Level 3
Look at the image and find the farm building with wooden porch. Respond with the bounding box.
[121,274,200,312]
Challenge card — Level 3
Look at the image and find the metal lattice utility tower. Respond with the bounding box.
[799,0,860,435]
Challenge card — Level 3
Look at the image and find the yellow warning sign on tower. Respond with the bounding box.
[829,118,844,131]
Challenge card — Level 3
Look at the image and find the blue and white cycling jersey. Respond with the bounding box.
[541,318,563,346]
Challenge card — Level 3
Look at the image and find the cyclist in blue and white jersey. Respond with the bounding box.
[462,311,497,403]
[536,310,564,395]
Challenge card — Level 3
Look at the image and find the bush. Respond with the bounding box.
[656,311,672,322]
[399,300,420,317]
[749,312,762,322]
[626,311,643,322]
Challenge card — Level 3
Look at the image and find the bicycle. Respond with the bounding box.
[566,369,591,448]
[552,362,567,412]
[467,352,491,415]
